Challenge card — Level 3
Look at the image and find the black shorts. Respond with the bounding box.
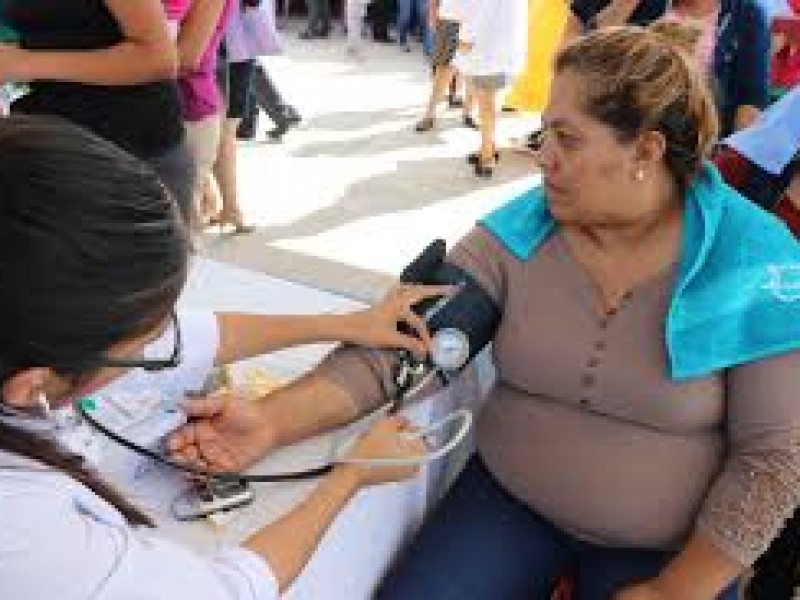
[218,59,256,120]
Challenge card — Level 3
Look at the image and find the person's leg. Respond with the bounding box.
[318,0,331,34]
[396,0,413,49]
[213,60,254,233]
[304,0,319,33]
[346,0,361,50]
[184,114,223,226]
[422,12,435,56]
[416,19,460,130]
[417,0,431,53]
[376,455,576,600]
[237,90,259,140]
[213,118,251,231]
[472,81,498,176]
[301,0,328,36]
[415,63,454,130]
[575,546,740,600]
[250,64,288,131]
[145,136,196,227]
[462,76,477,128]
[371,0,393,41]
[252,65,300,123]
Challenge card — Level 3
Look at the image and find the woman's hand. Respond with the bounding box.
[0,43,26,82]
[168,392,277,472]
[344,284,454,355]
[338,416,426,488]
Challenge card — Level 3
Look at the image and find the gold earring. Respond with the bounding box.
[635,169,645,182]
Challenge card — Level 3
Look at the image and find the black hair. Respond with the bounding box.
[0,115,191,526]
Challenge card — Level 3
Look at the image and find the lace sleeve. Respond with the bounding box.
[697,444,800,566]
[696,349,800,566]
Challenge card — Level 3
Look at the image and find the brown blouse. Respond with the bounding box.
[316,226,800,567]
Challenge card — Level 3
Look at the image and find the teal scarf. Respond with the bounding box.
[481,164,800,380]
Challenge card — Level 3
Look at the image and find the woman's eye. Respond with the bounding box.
[555,131,580,148]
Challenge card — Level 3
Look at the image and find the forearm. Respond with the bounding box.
[654,532,743,599]
[253,373,363,449]
[176,0,226,71]
[10,42,176,85]
[215,312,369,367]
[243,466,361,591]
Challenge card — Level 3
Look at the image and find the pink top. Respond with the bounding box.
[165,0,234,122]
[164,0,190,20]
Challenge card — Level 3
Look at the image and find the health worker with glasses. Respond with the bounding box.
[0,114,451,600]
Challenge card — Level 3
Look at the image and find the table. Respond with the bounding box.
[119,259,488,599]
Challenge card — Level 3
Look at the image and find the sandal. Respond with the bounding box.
[467,150,499,165]
[448,94,464,108]
[463,115,479,129]
[473,158,495,179]
[207,212,255,235]
[414,117,435,133]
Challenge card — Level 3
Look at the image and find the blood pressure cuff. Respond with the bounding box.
[400,239,501,369]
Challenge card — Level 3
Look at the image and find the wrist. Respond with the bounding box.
[328,465,362,497]
[315,311,362,344]
[252,399,282,452]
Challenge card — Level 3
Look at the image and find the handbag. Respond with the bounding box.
[225,1,282,62]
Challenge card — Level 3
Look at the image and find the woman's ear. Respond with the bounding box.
[2,368,53,409]
[636,129,668,169]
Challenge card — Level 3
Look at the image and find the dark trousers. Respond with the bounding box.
[240,64,288,134]
[377,456,740,600]
[305,0,331,33]
[368,0,395,40]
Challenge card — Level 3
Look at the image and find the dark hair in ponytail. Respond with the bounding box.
[0,421,154,526]
[0,115,191,526]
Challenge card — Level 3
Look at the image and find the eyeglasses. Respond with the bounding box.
[72,311,183,373]
[102,311,182,372]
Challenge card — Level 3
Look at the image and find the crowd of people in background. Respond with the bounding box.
[1,0,797,228]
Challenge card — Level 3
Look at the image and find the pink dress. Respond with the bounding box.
[164,0,235,121]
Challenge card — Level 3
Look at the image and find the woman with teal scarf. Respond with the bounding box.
[166,27,800,599]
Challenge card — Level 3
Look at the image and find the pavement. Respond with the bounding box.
[201,19,543,303]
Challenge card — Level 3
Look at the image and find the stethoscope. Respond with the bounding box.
[74,328,475,485]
